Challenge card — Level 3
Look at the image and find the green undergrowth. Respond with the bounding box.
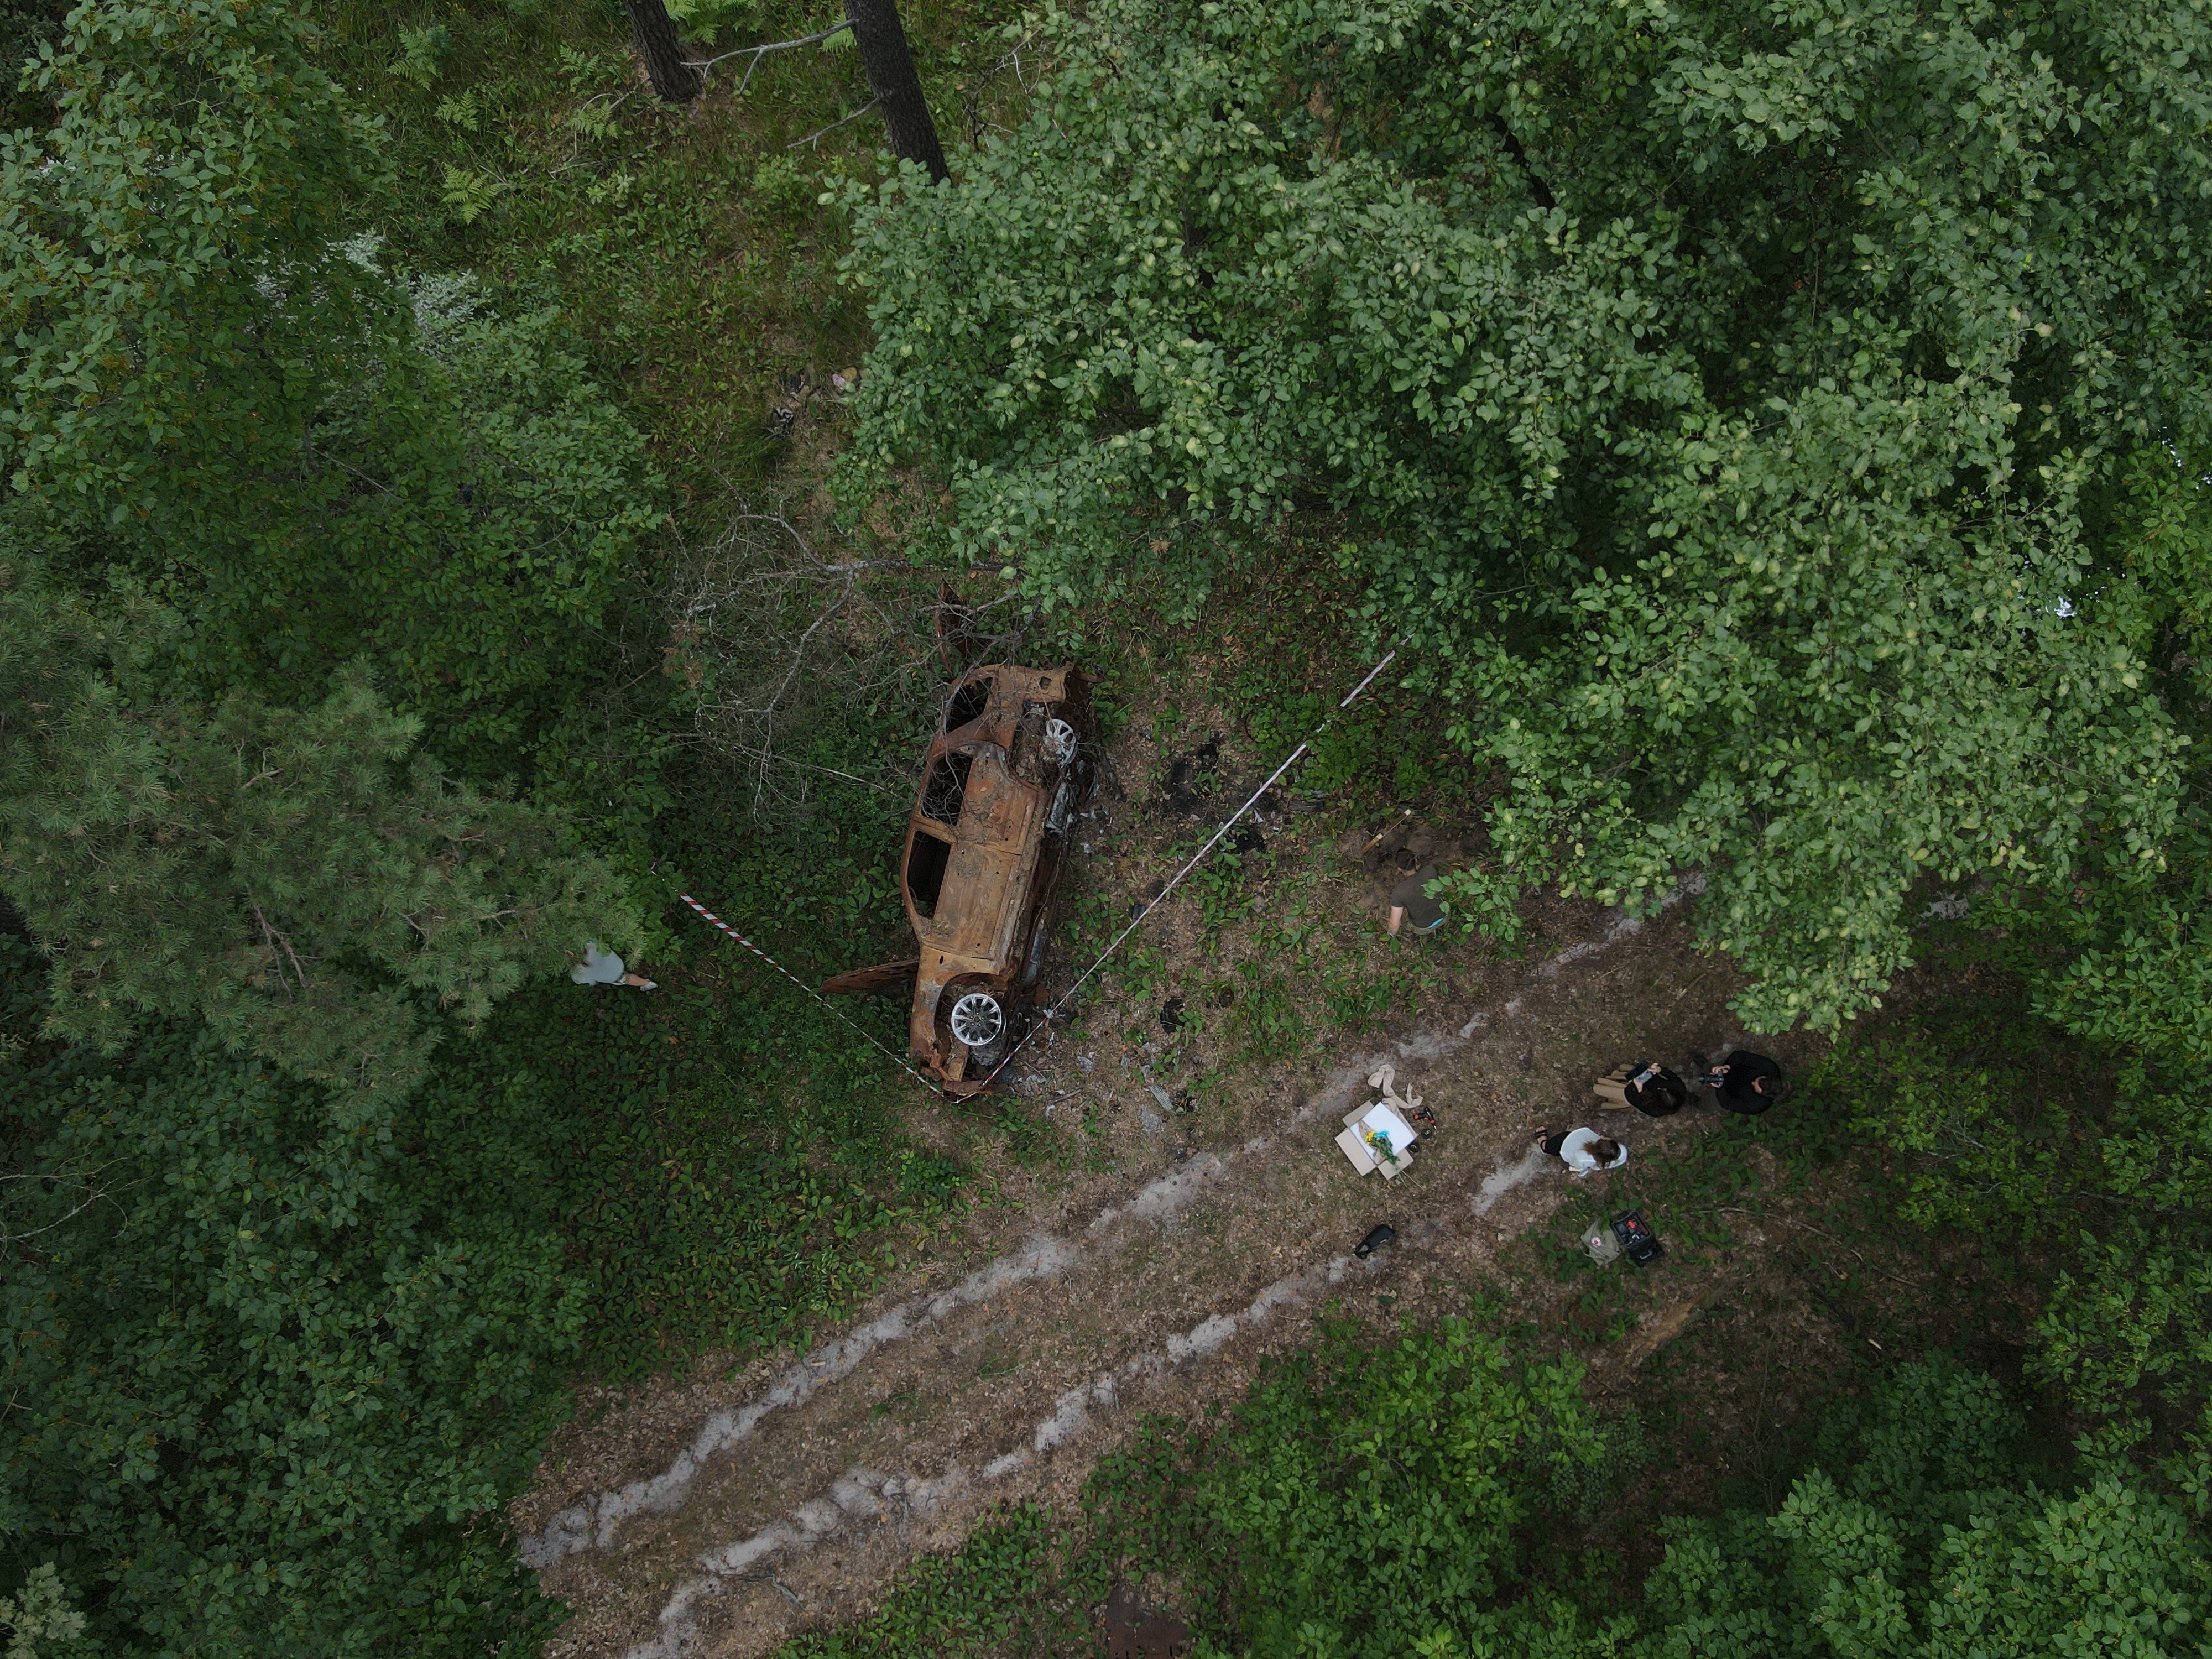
[1040,564,1504,1095]
[779,1501,1101,1659]
[779,1317,1627,1659]
[1499,949,2105,1561]
[1527,1083,1868,1338]
[406,619,980,1382]
[314,0,1029,495]
[774,1305,2151,1659]
[411,971,948,1376]
[1081,863,1457,1075]
[1135,554,1499,821]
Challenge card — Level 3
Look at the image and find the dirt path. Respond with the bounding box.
[515,880,1782,1659]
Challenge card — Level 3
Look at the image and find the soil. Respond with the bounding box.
[511,683,1831,1659]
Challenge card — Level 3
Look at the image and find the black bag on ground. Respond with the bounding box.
[1610,1209,1663,1266]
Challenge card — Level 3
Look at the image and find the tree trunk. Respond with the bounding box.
[624,0,702,103]
[844,0,948,183]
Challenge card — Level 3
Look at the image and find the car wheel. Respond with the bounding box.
[950,992,1006,1053]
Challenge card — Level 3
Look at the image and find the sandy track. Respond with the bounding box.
[517,885,1765,1658]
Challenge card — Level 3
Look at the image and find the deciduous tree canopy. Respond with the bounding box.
[839,0,2212,1029]
[0,0,664,756]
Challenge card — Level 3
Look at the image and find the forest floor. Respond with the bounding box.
[508,689,1848,1659]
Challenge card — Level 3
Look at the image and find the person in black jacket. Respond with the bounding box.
[1593,1061,1689,1118]
[1694,1050,1783,1114]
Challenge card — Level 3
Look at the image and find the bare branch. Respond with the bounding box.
[688,21,852,98]
[665,494,1035,821]
[1,1183,108,1245]
[0,1155,132,1249]
[788,98,880,150]
[775,759,905,797]
[252,904,309,999]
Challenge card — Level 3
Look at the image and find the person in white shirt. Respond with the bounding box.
[571,942,656,990]
[1532,1125,1627,1176]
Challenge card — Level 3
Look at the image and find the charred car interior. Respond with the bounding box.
[821,663,1089,1095]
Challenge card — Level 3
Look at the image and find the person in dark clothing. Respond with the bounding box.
[1694,1050,1783,1114]
[1593,1061,1689,1117]
[1386,848,1446,937]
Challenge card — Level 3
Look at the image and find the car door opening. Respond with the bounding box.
[921,752,972,825]
[907,832,952,916]
[945,677,993,731]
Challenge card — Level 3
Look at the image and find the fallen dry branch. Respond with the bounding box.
[665,499,1033,818]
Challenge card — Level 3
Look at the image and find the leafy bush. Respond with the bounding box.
[1126,1319,1617,1657]
[1827,452,2212,1464]
[752,153,820,215]
[1790,924,2212,1511]
[0,939,578,1658]
[0,6,952,1647]
[0,0,664,760]
[783,1319,1627,1659]
[792,1357,2212,1659]
[1645,1364,2212,1659]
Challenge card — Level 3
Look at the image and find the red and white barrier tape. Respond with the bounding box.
[675,892,935,1089]
[675,637,1406,1098]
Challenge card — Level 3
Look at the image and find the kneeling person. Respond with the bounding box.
[1532,1126,1629,1178]
[1594,1061,1688,1117]
[1697,1050,1783,1114]
[1387,849,1446,937]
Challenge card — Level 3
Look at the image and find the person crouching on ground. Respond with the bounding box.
[1694,1050,1782,1114]
[571,942,655,991]
[1387,848,1446,938]
[1593,1060,1689,1118]
[1532,1126,1629,1177]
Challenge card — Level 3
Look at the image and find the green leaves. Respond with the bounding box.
[0,560,640,1109]
[0,939,578,1658]
[1644,1364,2212,1659]
[802,1348,2211,1659]
[838,0,2212,1032]
[440,163,505,221]
[0,0,664,758]
[0,0,395,515]
[1081,1319,1623,1659]
[0,1565,90,1659]
[393,22,452,88]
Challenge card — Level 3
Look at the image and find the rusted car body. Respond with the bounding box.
[822,663,1088,1095]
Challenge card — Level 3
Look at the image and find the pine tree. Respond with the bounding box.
[623,0,702,102]
[0,560,639,1107]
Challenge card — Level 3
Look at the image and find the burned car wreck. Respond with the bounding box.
[822,664,1089,1095]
